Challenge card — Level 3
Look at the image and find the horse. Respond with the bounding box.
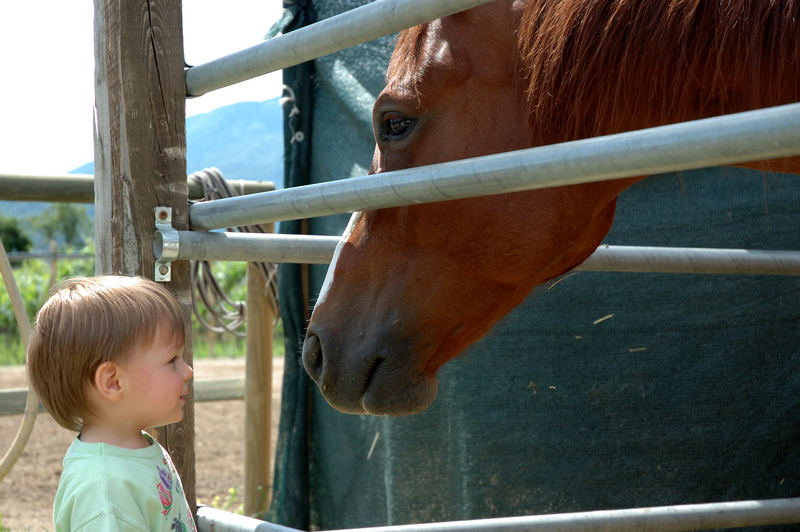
[301,0,800,416]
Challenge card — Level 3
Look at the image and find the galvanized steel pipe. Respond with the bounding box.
[197,506,303,532]
[196,497,800,532]
[152,230,800,276]
[188,103,800,231]
[153,231,339,264]
[332,498,800,532]
[577,246,800,276]
[185,0,493,97]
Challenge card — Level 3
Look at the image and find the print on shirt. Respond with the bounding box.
[172,514,189,532]
[157,455,196,531]
[157,464,174,515]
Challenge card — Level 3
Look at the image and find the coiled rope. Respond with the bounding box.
[0,236,37,482]
[190,168,280,336]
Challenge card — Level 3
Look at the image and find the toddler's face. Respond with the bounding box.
[118,324,193,429]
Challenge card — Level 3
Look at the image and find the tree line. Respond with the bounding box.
[1,204,92,253]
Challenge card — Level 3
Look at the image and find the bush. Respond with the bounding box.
[0,215,32,252]
[0,241,95,335]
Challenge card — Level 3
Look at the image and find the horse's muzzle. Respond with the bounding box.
[301,332,323,383]
[301,328,439,416]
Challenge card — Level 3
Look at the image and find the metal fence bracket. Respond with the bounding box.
[154,206,179,282]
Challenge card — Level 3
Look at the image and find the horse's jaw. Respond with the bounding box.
[301,259,546,415]
[300,206,521,416]
[301,187,627,416]
[303,280,522,416]
[302,289,521,416]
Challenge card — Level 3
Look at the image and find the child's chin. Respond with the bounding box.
[161,411,185,427]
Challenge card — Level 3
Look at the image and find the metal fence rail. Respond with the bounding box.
[154,231,339,264]
[197,498,800,532]
[153,231,800,276]
[188,103,800,231]
[577,245,800,275]
[185,0,493,97]
[0,173,274,203]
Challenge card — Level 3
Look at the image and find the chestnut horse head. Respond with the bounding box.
[302,0,800,415]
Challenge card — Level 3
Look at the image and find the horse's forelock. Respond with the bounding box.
[387,24,429,86]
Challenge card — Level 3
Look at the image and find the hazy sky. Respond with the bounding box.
[0,1,284,175]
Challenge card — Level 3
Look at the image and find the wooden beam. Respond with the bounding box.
[0,173,275,203]
[0,378,247,417]
[93,0,195,514]
[244,262,275,515]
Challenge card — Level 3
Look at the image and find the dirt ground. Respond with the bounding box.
[0,357,283,531]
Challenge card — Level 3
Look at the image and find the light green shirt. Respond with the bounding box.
[54,432,196,531]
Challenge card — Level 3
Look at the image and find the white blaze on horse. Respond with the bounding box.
[303,0,800,415]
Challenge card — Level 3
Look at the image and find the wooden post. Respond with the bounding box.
[93,0,195,513]
[244,262,274,515]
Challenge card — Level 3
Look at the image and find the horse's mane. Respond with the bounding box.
[392,0,800,145]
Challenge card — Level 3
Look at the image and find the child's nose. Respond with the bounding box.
[183,362,194,381]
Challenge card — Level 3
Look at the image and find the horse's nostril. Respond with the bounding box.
[302,333,324,382]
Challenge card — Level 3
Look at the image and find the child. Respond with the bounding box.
[27,275,196,531]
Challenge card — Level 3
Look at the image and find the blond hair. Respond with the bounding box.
[26,276,186,431]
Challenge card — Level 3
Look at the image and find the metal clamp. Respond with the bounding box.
[154,206,179,282]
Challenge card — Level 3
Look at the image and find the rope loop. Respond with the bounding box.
[190,168,280,337]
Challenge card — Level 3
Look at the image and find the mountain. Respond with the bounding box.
[71,98,284,187]
[2,98,284,216]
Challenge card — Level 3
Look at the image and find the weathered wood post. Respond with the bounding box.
[93,0,195,512]
[245,262,274,515]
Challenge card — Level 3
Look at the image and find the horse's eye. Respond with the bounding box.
[382,115,414,140]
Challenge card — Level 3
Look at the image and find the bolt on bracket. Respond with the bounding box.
[154,206,180,282]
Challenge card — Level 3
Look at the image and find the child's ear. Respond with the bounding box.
[93,361,123,402]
